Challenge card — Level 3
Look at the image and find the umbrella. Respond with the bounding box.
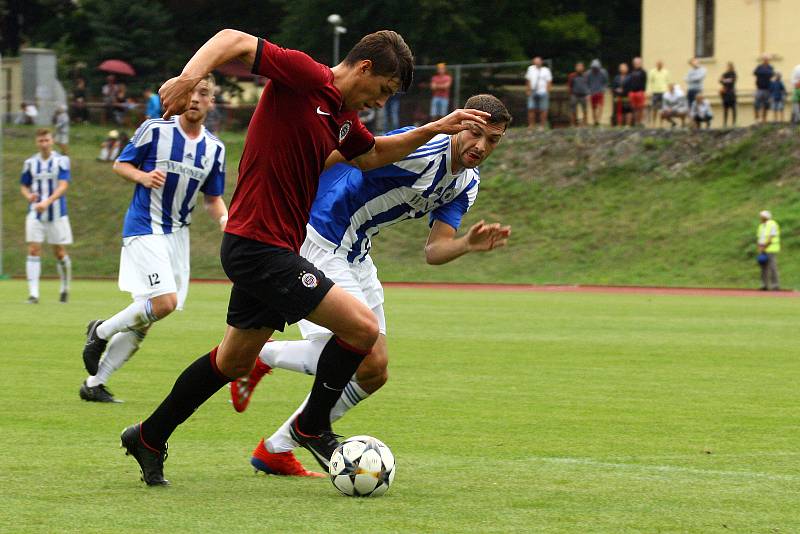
[98,59,136,76]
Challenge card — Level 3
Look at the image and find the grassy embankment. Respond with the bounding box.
[2,123,798,288]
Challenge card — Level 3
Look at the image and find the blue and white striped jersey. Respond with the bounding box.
[118,117,226,237]
[20,152,71,222]
[308,128,479,263]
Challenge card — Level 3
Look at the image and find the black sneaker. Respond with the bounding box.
[60,291,68,303]
[288,418,341,471]
[82,320,107,375]
[26,296,39,304]
[120,423,169,486]
[79,381,122,403]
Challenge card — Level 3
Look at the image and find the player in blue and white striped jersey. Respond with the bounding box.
[20,128,73,304]
[233,95,512,476]
[79,75,229,403]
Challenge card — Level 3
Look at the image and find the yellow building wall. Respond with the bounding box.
[642,0,800,127]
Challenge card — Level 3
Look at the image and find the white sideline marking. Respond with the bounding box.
[533,456,800,482]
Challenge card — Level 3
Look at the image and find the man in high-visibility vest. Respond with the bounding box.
[757,210,781,290]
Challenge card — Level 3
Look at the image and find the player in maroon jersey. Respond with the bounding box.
[118,28,489,485]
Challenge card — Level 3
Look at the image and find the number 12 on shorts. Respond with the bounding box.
[147,273,161,287]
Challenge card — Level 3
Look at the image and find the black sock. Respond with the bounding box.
[297,337,368,435]
[141,348,231,449]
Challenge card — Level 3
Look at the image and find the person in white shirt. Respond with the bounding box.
[661,83,688,127]
[690,93,713,128]
[525,56,552,130]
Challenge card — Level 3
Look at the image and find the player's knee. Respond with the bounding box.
[27,244,41,256]
[216,351,258,379]
[150,293,178,319]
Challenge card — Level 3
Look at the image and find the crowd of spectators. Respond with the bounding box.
[531,54,800,129]
[15,55,800,138]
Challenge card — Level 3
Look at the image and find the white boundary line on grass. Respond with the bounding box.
[534,456,800,482]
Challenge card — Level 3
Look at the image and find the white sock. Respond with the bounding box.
[97,299,158,340]
[259,337,329,375]
[86,329,146,387]
[56,256,71,293]
[266,397,307,453]
[330,380,370,421]
[265,380,370,454]
[26,256,41,298]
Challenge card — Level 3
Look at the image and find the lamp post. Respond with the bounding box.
[327,14,347,65]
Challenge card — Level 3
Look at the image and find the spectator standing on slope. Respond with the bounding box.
[587,59,609,126]
[647,60,670,125]
[685,57,706,109]
[719,62,737,127]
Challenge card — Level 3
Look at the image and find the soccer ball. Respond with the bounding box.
[329,435,395,497]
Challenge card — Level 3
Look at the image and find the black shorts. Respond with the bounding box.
[220,233,334,331]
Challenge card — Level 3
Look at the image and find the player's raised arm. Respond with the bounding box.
[160,29,259,118]
[344,108,490,171]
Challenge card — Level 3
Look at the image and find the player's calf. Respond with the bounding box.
[149,293,178,319]
[354,345,389,394]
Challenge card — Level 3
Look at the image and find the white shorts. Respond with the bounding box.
[297,238,386,340]
[26,214,73,245]
[118,227,190,309]
[54,132,69,145]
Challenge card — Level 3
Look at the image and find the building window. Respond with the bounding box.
[695,0,715,58]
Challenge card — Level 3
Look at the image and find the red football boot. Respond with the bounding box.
[231,358,272,413]
[250,438,326,478]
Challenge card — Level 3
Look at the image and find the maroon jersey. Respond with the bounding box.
[225,38,375,251]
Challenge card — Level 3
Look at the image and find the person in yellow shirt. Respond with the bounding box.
[648,60,670,125]
[757,210,780,290]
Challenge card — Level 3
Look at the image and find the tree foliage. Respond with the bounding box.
[0,0,641,83]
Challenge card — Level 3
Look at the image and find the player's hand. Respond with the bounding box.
[159,75,199,118]
[28,192,40,203]
[427,109,490,135]
[466,220,511,252]
[33,201,48,213]
[138,169,166,189]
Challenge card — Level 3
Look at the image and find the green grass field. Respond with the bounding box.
[1,279,798,533]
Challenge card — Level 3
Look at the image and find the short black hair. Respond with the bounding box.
[344,30,414,93]
[464,94,512,127]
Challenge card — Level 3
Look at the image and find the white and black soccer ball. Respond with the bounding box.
[329,435,395,497]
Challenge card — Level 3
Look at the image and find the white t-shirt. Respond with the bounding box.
[525,65,552,95]
[792,64,800,89]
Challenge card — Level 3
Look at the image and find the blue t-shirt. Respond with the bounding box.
[754,64,774,90]
[769,80,786,101]
[145,94,162,119]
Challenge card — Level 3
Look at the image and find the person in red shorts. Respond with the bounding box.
[627,56,647,126]
[587,59,609,126]
[116,28,489,486]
